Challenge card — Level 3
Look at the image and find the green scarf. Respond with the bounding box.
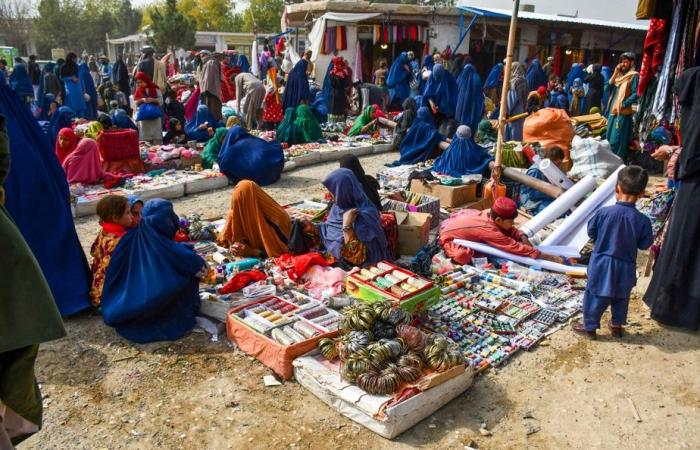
[201,127,229,169]
[347,105,375,137]
[475,119,497,144]
[84,121,104,140]
[294,104,323,142]
[276,107,305,145]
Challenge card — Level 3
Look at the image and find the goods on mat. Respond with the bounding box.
[381,190,440,228]
[345,261,440,312]
[284,200,330,221]
[316,299,465,396]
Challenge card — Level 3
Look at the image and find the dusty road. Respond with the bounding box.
[21,153,700,450]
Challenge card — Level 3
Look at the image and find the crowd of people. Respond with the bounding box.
[1,38,698,446]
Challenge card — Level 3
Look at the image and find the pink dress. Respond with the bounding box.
[62,138,105,184]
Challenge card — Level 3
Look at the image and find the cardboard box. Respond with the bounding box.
[394,211,431,256]
[381,191,440,228]
[410,179,477,208]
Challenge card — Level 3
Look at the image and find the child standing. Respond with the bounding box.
[573,166,653,338]
[90,195,133,307]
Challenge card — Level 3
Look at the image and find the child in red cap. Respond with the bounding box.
[439,197,563,264]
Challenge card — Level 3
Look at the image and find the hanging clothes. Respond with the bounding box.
[454,64,484,131]
[0,81,91,315]
[638,17,669,96]
[101,199,205,343]
[217,126,284,186]
[219,180,292,257]
[432,125,492,177]
[391,106,445,166]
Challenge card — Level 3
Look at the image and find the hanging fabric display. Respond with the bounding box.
[322,25,348,54]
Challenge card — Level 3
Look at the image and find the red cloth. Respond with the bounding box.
[100,221,127,238]
[184,86,200,122]
[275,38,286,56]
[492,197,518,219]
[380,211,398,259]
[439,210,540,265]
[134,72,159,99]
[638,18,668,96]
[274,252,333,281]
[221,64,241,102]
[219,269,267,294]
[330,57,348,79]
[97,129,144,174]
[262,91,283,123]
[55,127,78,165]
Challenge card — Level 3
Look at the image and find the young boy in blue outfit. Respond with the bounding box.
[573,166,653,339]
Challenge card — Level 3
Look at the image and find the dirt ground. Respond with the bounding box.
[21,153,700,450]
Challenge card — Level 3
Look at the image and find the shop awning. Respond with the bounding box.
[308,12,382,62]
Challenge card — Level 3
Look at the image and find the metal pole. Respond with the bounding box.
[494,0,521,183]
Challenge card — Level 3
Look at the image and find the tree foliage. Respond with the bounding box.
[0,0,35,54]
[242,0,283,34]
[35,0,142,57]
[148,0,196,52]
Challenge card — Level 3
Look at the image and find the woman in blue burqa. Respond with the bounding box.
[526,58,548,92]
[111,108,138,130]
[59,53,86,118]
[8,62,34,105]
[418,54,435,94]
[432,125,492,177]
[186,104,220,142]
[483,62,504,103]
[49,106,74,146]
[282,58,310,111]
[505,62,528,141]
[390,106,446,166]
[387,52,412,108]
[78,61,98,120]
[318,168,389,268]
[101,199,205,343]
[421,63,458,120]
[455,63,484,132]
[601,66,612,114]
[218,125,284,186]
[0,77,91,315]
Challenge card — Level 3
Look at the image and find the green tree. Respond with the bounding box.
[113,0,142,37]
[177,0,236,31]
[149,0,196,52]
[35,0,84,56]
[242,0,283,33]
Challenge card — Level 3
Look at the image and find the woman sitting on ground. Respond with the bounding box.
[389,106,446,166]
[318,168,390,267]
[163,118,187,145]
[339,154,382,211]
[89,195,133,307]
[294,103,324,143]
[101,199,206,343]
[219,180,292,258]
[201,127,228,169]
[61,138,107,185]
[55,127,78,165]
[432,125,493,177]
[217,126,284,186]
[391,97,418,150]
[111,108,138,131]
[276,107,305,145]
[185,104,218,142]
[347,105,385,138]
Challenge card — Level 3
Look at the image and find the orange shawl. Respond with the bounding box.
[219,180,292,257]
[609,70,638,116]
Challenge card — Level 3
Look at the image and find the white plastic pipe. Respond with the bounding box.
[542,165,625,247]
[539,158,574,189]
[520,174,597,237]
[454,239,587,275]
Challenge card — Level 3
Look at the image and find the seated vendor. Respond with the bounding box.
[389,106,446,166]
[432,125,493,177]
[318,168,390,268]
[219,180,292,258]
[101,199,206,343]
[439,197,564,265]
[519,146,565,215]
[347,105,385,137]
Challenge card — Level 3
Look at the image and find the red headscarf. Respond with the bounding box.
[134,71,159,99]
[330,56,347,78]
[371,104,386,119]
[55,127,78,165]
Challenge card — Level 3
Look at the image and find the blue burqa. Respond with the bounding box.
[0,82,91,315]
[282,59,309,111]
[387,52,411,104]
[419,54,435,94]
[454,64,484,131]
[61,73,85,118]
[309,86,328,124]
[186,104,220,142]
[526,59,548,91]
[484,63,504,90]
[78,63,98,120]
[319,168,389,266]
[432,125,493,177]
[101,199,204,343]
[218,126,284,186]
[566,63,586,102]
[421,64,458,117]
[601,66,612,114]
[321,60,333,110]
[111,108,138,130]
[49,106,74,146]
[35,62,55,112]
[391,106,445,166]
[9,63,34,100]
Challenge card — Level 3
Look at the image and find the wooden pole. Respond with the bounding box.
[494,0,521,183]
